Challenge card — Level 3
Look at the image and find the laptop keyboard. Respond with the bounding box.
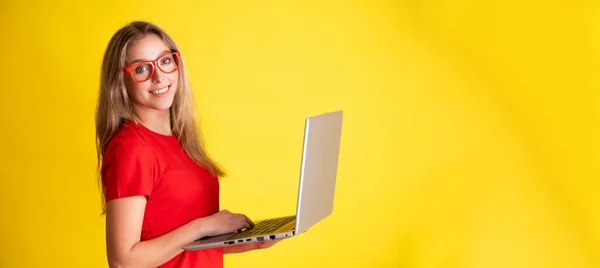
[229,215,296,239]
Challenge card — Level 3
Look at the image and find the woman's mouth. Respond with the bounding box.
[150,86,169,95]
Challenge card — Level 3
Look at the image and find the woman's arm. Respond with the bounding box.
[106,196,252,268]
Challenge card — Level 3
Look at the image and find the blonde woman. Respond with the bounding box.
[95,21,279,268]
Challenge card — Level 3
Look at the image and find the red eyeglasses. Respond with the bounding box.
[123,51,181,83]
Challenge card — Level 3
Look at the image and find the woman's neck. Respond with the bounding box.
[133,108,172,136]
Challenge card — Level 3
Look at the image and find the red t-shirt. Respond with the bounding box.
[101,120,223,268]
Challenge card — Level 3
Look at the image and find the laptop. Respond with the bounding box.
[183,110,344,251]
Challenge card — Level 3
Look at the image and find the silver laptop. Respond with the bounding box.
[183,110,344,251]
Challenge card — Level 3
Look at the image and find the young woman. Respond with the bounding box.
[95,21,280,268]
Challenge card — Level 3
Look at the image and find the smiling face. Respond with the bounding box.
[123,34,179,118]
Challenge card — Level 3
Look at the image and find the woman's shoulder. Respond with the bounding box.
[105,120,152,154]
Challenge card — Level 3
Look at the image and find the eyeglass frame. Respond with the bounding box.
[123,51,181,83]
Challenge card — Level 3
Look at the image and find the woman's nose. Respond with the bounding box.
[152,67,164,83]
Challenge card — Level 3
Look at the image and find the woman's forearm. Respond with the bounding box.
[107,218,206,268]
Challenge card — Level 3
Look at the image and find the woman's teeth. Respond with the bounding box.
[150,86,168,95]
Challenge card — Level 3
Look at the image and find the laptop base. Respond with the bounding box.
[183,215,296,251]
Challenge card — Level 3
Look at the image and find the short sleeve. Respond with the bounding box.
[101,136,156,201]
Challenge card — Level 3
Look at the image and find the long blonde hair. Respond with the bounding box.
[95,21,225,212]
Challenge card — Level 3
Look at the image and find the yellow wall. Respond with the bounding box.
[0,0,598,267]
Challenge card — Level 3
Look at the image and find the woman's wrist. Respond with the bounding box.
[190,217,209,241]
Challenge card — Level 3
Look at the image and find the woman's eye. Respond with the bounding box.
[161,58,172,65]
[135,65,149,73]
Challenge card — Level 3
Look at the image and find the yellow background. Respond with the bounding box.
[1,0,599,267]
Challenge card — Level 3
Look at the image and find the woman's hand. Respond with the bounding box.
[223,238,286,254]
[198,210,255,237]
